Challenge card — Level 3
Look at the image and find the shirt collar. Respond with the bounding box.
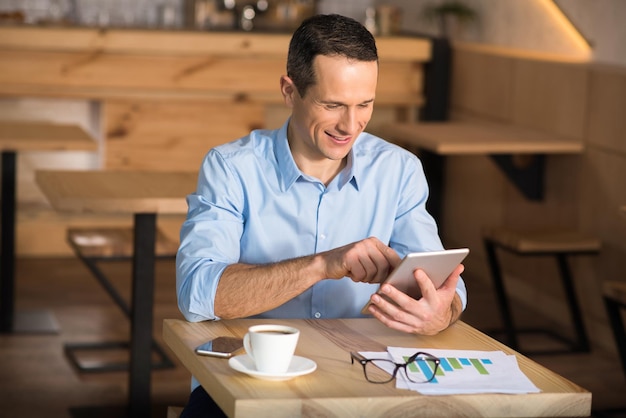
[275,118,361,192]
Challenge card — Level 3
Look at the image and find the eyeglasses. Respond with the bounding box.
[350,351,440,384]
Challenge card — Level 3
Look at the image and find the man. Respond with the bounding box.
[176,13,466,416]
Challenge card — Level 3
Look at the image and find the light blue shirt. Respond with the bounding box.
[176,119,467,323]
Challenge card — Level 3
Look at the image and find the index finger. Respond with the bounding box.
[374,239,401,269]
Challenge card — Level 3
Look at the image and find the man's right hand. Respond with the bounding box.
[320,237,401,284]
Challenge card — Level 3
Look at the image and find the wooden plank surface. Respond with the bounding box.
[0,50,424,104]
[163,318,591,418]
[35,170,196,214]
[0,27,430,105]
[0,120,96,151]
[103,100,265,171]
[0,27,431,61]
[377,120,584,155]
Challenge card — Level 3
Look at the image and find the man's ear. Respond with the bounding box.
[280,75,297,107]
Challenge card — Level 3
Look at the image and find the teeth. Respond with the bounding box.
[327,132,350,141]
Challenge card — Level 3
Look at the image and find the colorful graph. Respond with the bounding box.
[405,356,494,384]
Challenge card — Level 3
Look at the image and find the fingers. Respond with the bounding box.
[419,264,464,301]
[368,264,465,335]
[343,237,399,283]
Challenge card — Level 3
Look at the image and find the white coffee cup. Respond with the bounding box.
[243,324,300,374]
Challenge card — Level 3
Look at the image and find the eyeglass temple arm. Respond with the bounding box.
[350,351,367,364]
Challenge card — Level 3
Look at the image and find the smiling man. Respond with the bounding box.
[176,14,467,417]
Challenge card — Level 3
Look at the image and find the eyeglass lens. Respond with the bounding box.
[364,355,438,383]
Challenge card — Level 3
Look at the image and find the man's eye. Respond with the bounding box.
[325,104,341,110]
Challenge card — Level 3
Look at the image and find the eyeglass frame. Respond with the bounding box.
[350,350,441,384]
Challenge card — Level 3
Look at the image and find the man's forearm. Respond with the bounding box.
[214,254,325,319]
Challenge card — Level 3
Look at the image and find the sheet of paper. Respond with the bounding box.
[359,347,540,395]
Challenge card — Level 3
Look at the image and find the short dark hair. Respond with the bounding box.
[287,14,378,97]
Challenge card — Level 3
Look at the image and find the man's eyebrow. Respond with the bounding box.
[320,98,376,105]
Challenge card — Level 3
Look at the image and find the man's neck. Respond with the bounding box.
[294,155,346,186]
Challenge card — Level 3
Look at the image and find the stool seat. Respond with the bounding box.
[483,227,600,354]
[67,227,179,259]
[604,281,626,305]
[483,227,601,254]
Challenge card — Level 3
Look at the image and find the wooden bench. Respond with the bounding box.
[603,281,626,378]
[482,227,601,354]
[64,226,178,373]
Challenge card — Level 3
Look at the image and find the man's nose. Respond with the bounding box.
[338,108,359,134]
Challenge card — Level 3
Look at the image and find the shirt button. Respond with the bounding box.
[320,234,326,240]
[314,312,321,318]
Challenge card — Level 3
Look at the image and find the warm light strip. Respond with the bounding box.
[539,0,592,58]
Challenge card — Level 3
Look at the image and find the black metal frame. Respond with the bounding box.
[1,151,16,333]
[483,237,593,354]
[1,151,59,334]
[603,294,626,378]
[65,219,175,376]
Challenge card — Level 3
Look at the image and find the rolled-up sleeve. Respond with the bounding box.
[176,150,244,321]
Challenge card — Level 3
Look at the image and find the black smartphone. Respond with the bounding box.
[194,336,244,358]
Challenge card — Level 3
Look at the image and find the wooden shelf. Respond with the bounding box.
[0,120,96,151]
[378,120,584,155]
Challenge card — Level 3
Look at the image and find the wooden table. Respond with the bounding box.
[376,120,584,224]
[0,121,96,334]
[35,169,196,418]
[163,318,591,418]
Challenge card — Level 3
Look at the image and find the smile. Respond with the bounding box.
[327,133,351,142]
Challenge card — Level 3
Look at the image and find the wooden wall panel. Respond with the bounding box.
[512,60,588,140]
[578,147,626,327]
[445,42,626,353]
[104,100,265,171]
[451,47,514,122]
[586,65,626,154]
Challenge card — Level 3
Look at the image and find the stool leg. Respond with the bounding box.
[604,296,626,378]
[484,239,519,350]
[66,252,174,373]
[556,254,590,352]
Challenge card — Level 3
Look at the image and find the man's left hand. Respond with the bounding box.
[367,264,464,335]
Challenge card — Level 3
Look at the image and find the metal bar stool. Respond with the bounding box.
[483,227,601,354]
[65,227,178,372]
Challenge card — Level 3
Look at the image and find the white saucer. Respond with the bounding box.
[228,354,317,381]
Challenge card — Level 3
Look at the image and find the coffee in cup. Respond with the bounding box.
[243,324,300,373]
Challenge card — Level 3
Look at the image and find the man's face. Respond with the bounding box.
[282,54,378,173]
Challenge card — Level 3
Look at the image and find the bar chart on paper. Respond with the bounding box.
[376,347,541,395]
[409,355,493,383]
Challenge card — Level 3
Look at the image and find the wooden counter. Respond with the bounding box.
[0,26,430,105]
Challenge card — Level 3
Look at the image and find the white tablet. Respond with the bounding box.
[361,248,469,314]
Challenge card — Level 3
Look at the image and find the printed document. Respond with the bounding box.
[359,347,540,395]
